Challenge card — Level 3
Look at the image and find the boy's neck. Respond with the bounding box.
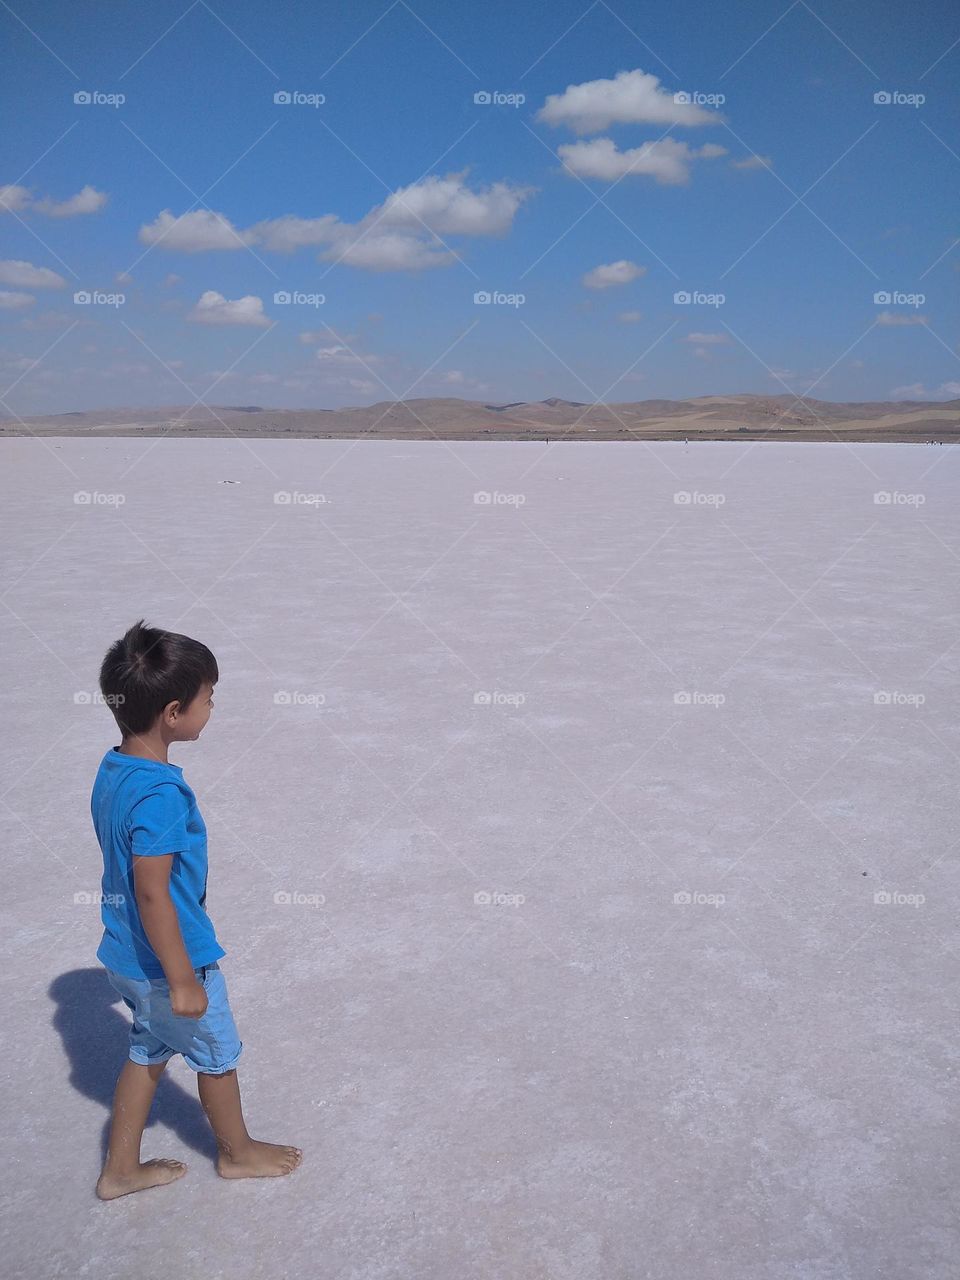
[117,733,171,765]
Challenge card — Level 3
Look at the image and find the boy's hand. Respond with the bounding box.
[170,978,208,1019]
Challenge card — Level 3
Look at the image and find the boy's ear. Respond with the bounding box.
[162,699,183,723]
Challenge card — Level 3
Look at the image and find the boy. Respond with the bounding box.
[91,619,302,1200]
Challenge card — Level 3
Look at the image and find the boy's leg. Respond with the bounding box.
[96,1059,187,1200]
[197,1069,302,1179]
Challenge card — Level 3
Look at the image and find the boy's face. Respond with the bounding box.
[171,680,215,740]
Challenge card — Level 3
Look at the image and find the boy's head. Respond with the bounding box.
[100,619,219,743]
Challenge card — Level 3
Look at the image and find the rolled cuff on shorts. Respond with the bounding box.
[107,961,244,1075]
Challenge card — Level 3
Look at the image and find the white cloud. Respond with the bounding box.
[314,344,380,365]
[876,311,927,326]
[732,154,773,171]
[0,185,32,213]
[187,290,271,327]
[299,329,358,345]
[0,183,107,216]
[375,171,534,235]
[32,185,108,217]
[0,291,35,309]
[139,210,256,252]
[558,137,727,184]
[890,380,960,400]
[325,230,453,272]
[0,259,67,288]
[681,332,730,344]
[251,214,341,253]
[146,172,533,274]
[582,259,646,289]
[618,310,642,323]
[538,69,721,135]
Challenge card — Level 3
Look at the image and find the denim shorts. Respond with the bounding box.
[105,961,243,1075]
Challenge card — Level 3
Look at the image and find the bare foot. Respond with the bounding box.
[96,1158,187,1200]
[217,1139,303,1179]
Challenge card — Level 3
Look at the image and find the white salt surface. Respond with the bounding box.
[2,437,958,1279]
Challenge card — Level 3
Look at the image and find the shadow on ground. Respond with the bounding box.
[50,969,218,1164]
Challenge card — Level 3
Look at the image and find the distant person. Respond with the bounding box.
[90,620,302,1199]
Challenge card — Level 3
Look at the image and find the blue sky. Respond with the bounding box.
[1,0,958,414]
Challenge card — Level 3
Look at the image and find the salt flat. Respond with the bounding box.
[2,437,958,1280]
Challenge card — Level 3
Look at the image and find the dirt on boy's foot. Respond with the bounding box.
[217,1139,303,1179]
[96,1157,187,1200]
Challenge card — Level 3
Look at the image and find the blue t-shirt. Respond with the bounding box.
[91,747,226,979]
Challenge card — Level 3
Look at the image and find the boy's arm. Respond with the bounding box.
[133,854,208,1018]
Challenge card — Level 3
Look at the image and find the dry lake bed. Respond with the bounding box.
[2,436,958,1280]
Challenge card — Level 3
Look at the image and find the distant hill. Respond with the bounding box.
[2,394,958,442]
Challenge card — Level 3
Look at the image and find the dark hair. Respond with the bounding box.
[99,619,219,736]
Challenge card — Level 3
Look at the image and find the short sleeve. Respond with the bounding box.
[128,783,190,857]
